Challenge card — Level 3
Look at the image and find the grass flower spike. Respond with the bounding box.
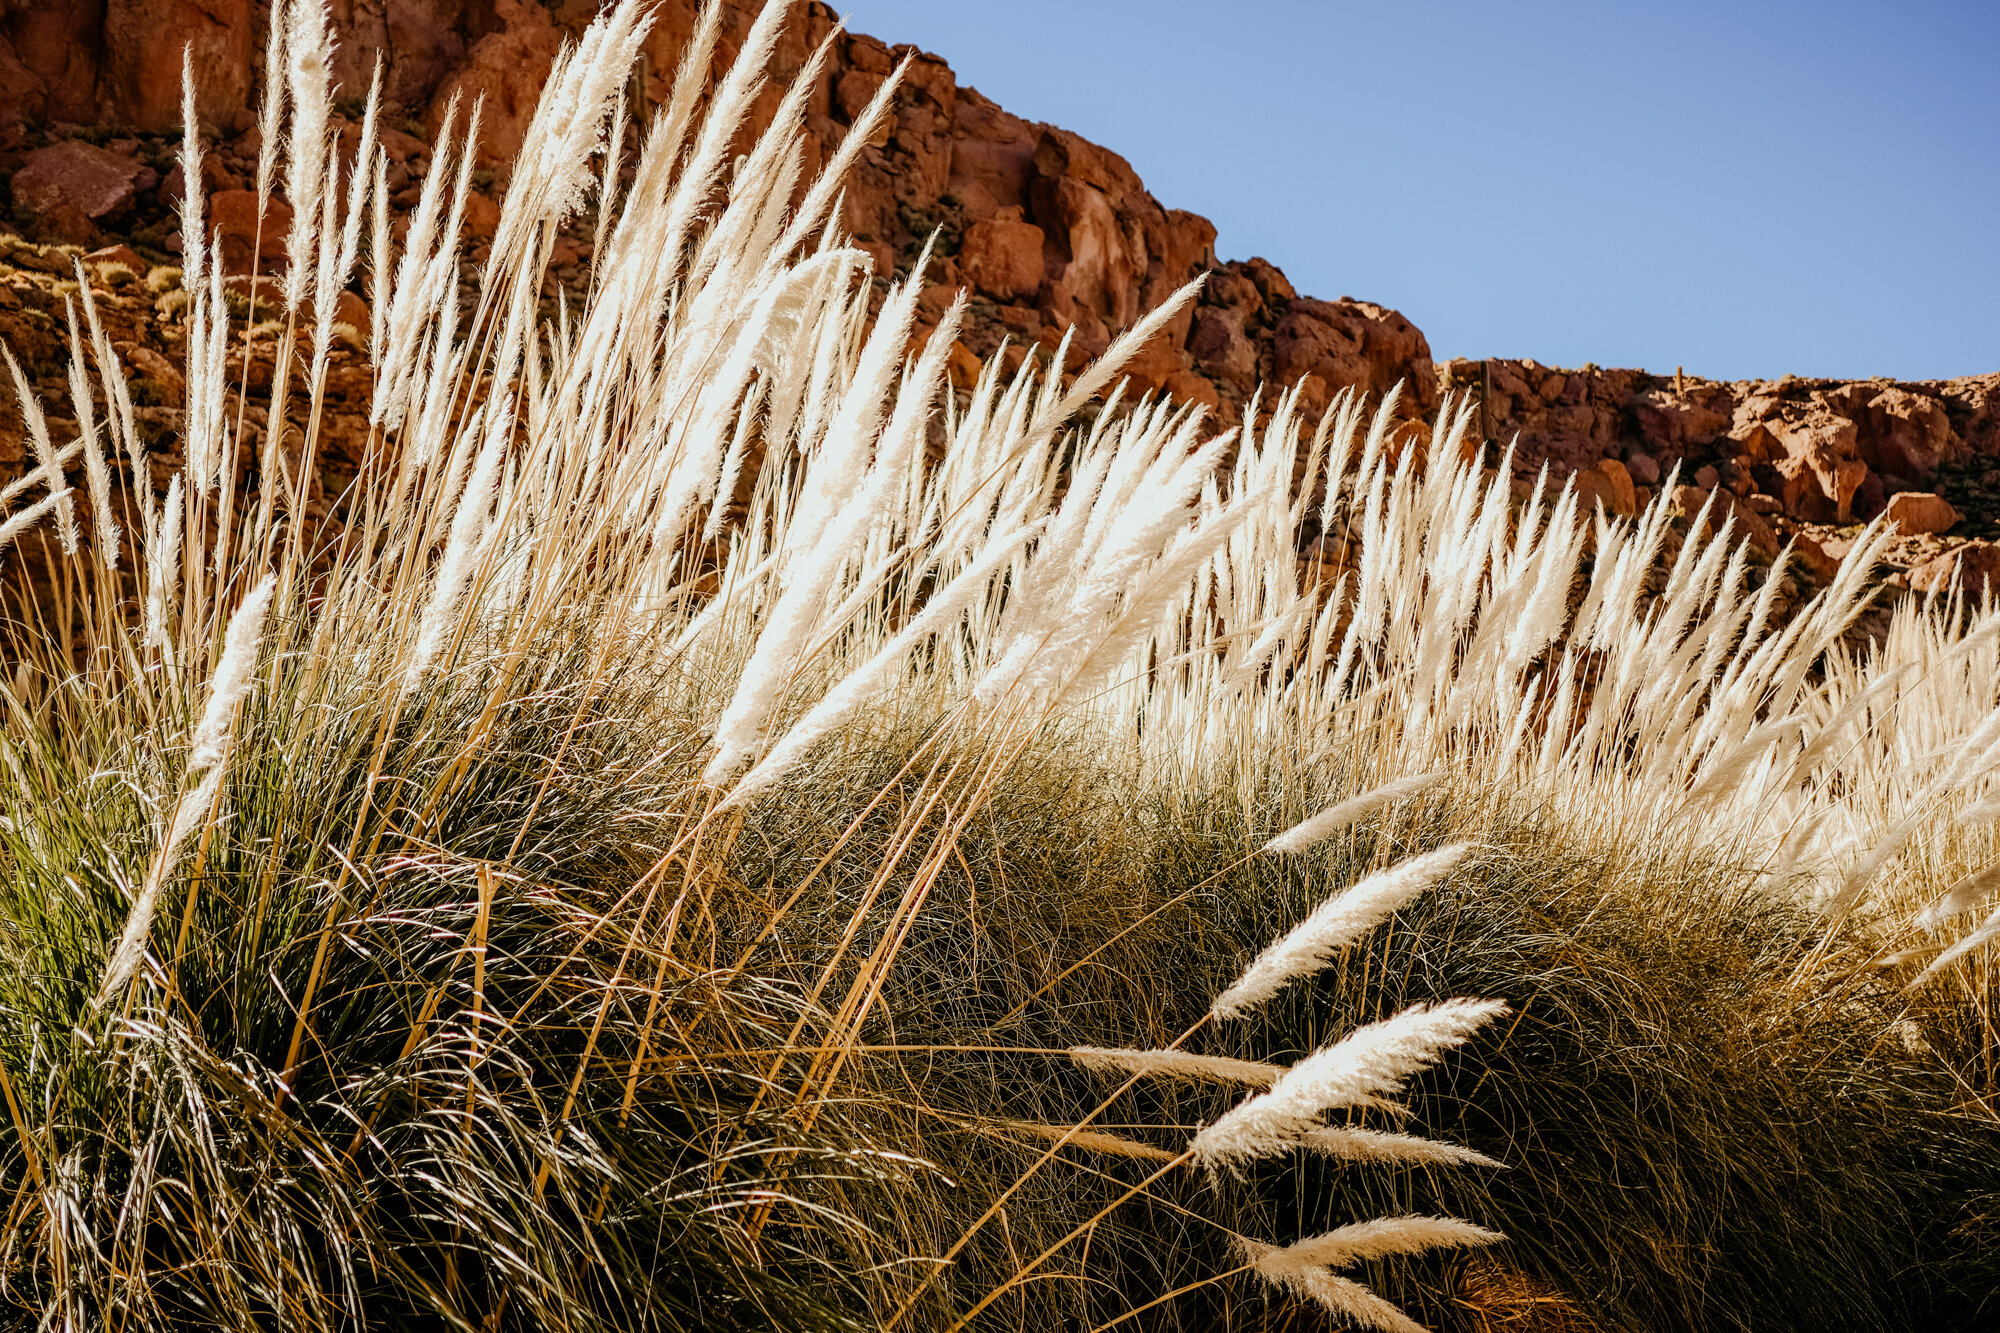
[1212,844,1475,1019]
[1192,998,1508,1173]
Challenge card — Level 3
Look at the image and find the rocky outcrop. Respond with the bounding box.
[1446,356,2000,578]
[0,0,1434,426]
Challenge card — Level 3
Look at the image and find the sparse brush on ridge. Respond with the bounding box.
[0,0,1994,1330]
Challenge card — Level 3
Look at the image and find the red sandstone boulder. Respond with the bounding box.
[208,191,293,273]
[1575,457,1638,517]
[1271,297,1436,416]
[1041,176,1141,335]
[1118,330,1195,397]
[428,0,565,169]
[1854,385,1961,478]
[86,244,148,278]
[1632,388,1729,452]
[1766,409,1868,521]
[1909,541,2000,598]
[1883,491,1959,536]
[0,0,1444,427]
[1788,531,1841,581]
[462,190,502,241]
[121,343,185,398]
[13,141,144,222]
[1,2,102,123]
[958,215,1044,303]
[1939,374,2000,455]
[1673,483,1779,557]
[101,0,254,131]
[1188,308,1258,395]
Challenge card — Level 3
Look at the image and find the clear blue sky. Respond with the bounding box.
[840,1,1998,382]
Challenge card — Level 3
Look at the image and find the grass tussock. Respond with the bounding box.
[0,0,1995,1329]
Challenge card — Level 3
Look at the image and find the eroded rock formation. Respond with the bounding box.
[0,0,1435,426]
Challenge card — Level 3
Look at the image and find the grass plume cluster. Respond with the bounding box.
[0,1,1995,1328]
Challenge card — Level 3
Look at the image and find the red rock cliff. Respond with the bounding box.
[0,0,1437,424]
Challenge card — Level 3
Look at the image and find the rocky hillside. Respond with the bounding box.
[0,0,1435,418]
[1443,358,2000,593]
[2,0,1997,591]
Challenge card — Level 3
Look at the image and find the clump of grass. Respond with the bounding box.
[0,0,1996,1329]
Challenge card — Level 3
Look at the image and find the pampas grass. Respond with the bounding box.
[0,1,1995,1328]
[1069,1047,1285,1087]
[1264,772,1445,856]
[1191,1000,1510,1174]
[1303,1124,1505,1169]
[1212,843,1475,1019]
[186,574,276,771]
[1238,1219,1504,1332]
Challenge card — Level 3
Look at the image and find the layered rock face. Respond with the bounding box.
[0,0,1435,426]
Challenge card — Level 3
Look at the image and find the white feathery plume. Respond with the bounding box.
[304,140,343,370]
[253,0,288,208]
[1302,1124,1503,1169]
[701,375,771,543]
[534,0,653,227]
[177,45,208,300]
[0,492,71,563]
[75,272,149,538]
[1237,1216,1504,1333]
[282,0,334,312]
[717,518,1036,806]
[771,49,902,259]
[487,0,653,272]
[1069,1047,1284,1088]
[701,274,929,785]
[1236,1218,1504,1332]
[1264,772,1445,856]
[1045,277,1204,431]
[1915,860,2000,929]
[1211,844,1474,1021]
[96,576,275,1010]
[1956,799,2000,827]
[1,343,75,551]
[194,237,232,499]
[988,1120,1176,1162]
[1914,899,2000,987]
[368,148,388,359]
[1234,1240,1424,1333]
[1823,804,1932,924]
[1248,1216,1504,1274]
[94,763,225,1010]
[335,59,381,285]
[371,94,458,424]
[146,476,185,650]
[975,427,1231,709]
[1190,998,1508,1173]
[406,418,508,688]
[189,577,276,771]
[589,82,627,291]
[0,441,77,507]
[64,295,120,567]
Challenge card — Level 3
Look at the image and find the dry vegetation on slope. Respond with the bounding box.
[0,3,1997,1331]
